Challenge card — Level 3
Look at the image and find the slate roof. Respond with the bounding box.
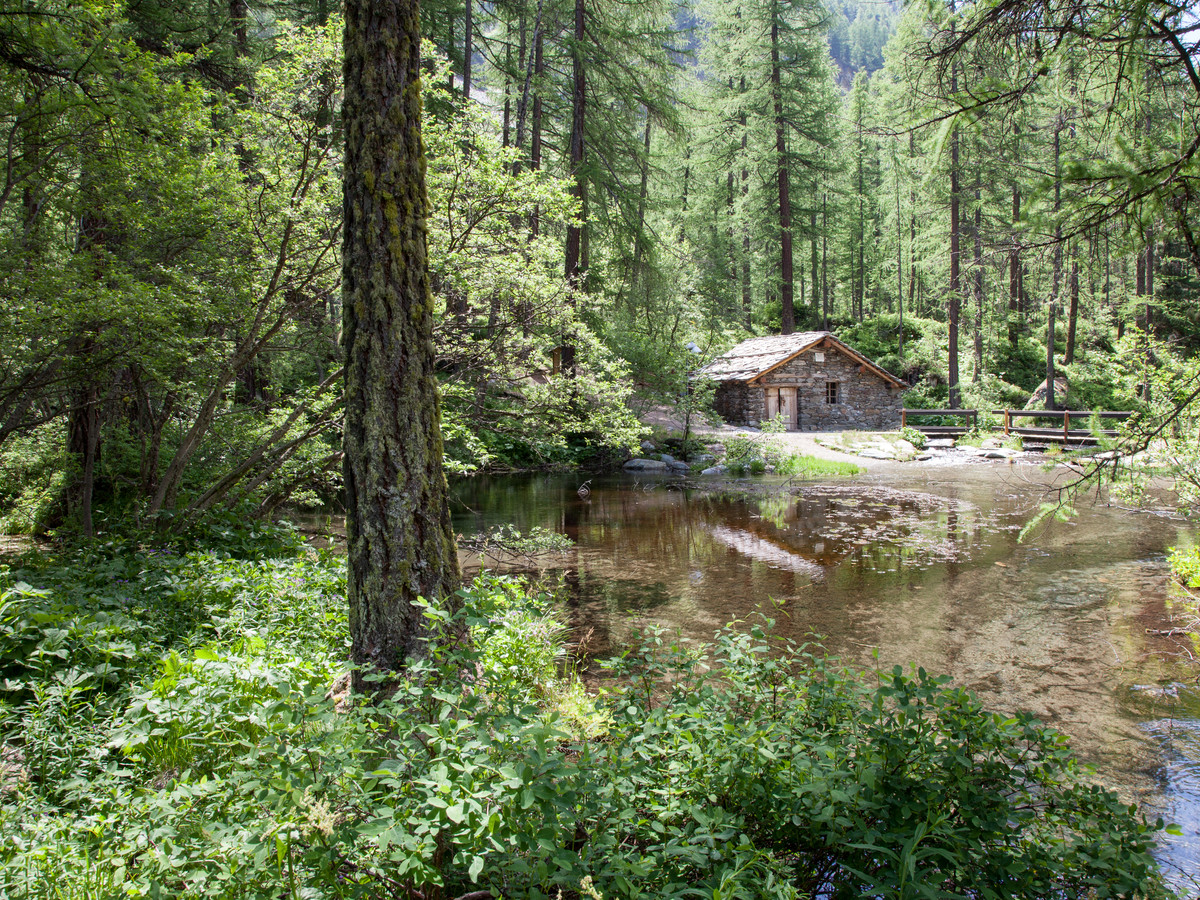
[696,331,903,387]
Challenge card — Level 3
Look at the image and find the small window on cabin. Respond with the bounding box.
[825,382,839,404]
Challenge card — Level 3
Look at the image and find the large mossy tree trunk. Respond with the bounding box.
[343,0,461,689]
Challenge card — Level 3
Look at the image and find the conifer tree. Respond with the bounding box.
[343,0,461,683]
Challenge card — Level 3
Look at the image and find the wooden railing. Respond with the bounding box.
[901,408,979,436]
[994,409,1134,443]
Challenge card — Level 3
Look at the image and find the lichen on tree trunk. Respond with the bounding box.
[343,0,461,688]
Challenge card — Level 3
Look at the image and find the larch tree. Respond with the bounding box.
[695,0,835,335]
[343,0,461,687]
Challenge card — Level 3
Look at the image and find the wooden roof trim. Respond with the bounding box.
[748,335,904,387]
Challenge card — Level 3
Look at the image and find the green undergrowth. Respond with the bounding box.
[1169,543,1200,590]
[0,526,1173,899]
[723,428,863,478]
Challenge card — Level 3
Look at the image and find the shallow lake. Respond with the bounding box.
[449,458,1200,886]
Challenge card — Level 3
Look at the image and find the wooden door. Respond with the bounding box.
[764,387,779,422]
[780,387,799,430]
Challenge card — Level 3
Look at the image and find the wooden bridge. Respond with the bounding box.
[901,408,1135,445]
[995,409,1134,444]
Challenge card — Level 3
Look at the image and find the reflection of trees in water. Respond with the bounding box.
[567,483,987,579]
[782,486,981,570]
[453,478,994,663]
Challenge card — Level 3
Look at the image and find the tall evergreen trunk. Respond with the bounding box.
[565,0,585,290]
[896,154,904,360]
[634,114,650,277]
[948,110,961,408]
[343,0,461,687]
[462,0,472,100]
[811,211,819,318]
[502,20,511,147]
[1065,244,1079,365]
[908,132,917,315]
[514,11,527,164]
[680,145,690,236]
[559,0,585,373]
[1009,151,1020,349]
[770,4,795,335]
[740,78,751,330]
[1046,297,1056,410]
[972,177,983,382]
[1047,125,1062,411]
[530,25,543,237]
[1141,230,1154,401]
[821,191,829,329]
[947,9,961,408]
[1144,228,1155,329]
[856,125,864,321]
[725,103,737,310]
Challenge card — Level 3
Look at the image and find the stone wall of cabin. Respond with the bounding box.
[712,382,757,425]
[710,347,902,431]
[759,348,902,430]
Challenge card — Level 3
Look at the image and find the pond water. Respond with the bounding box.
[449,460,1200,887]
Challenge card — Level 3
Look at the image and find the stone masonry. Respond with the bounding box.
[712,347,902,431]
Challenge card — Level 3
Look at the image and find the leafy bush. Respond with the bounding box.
[899,425,927,450]
[471,574,569,704]
[0,532,1170,900]
[1169,544,1200,589]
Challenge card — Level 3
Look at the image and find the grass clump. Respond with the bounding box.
[775,454,861,477]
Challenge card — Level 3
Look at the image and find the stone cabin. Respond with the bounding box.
[696,332,904,431]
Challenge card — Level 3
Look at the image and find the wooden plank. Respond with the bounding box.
[999,409,1134,420]
[902,408,979,416]
[1008,426,1119,443]
[908,425,971,436]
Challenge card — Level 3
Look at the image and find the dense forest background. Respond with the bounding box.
[1,0,1198,534]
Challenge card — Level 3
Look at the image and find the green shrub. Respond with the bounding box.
[471,575,568,704]
[0,532,1169,900]
[723,435,762,467]
[899,425,926,450]
[1169,544,1200,588]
